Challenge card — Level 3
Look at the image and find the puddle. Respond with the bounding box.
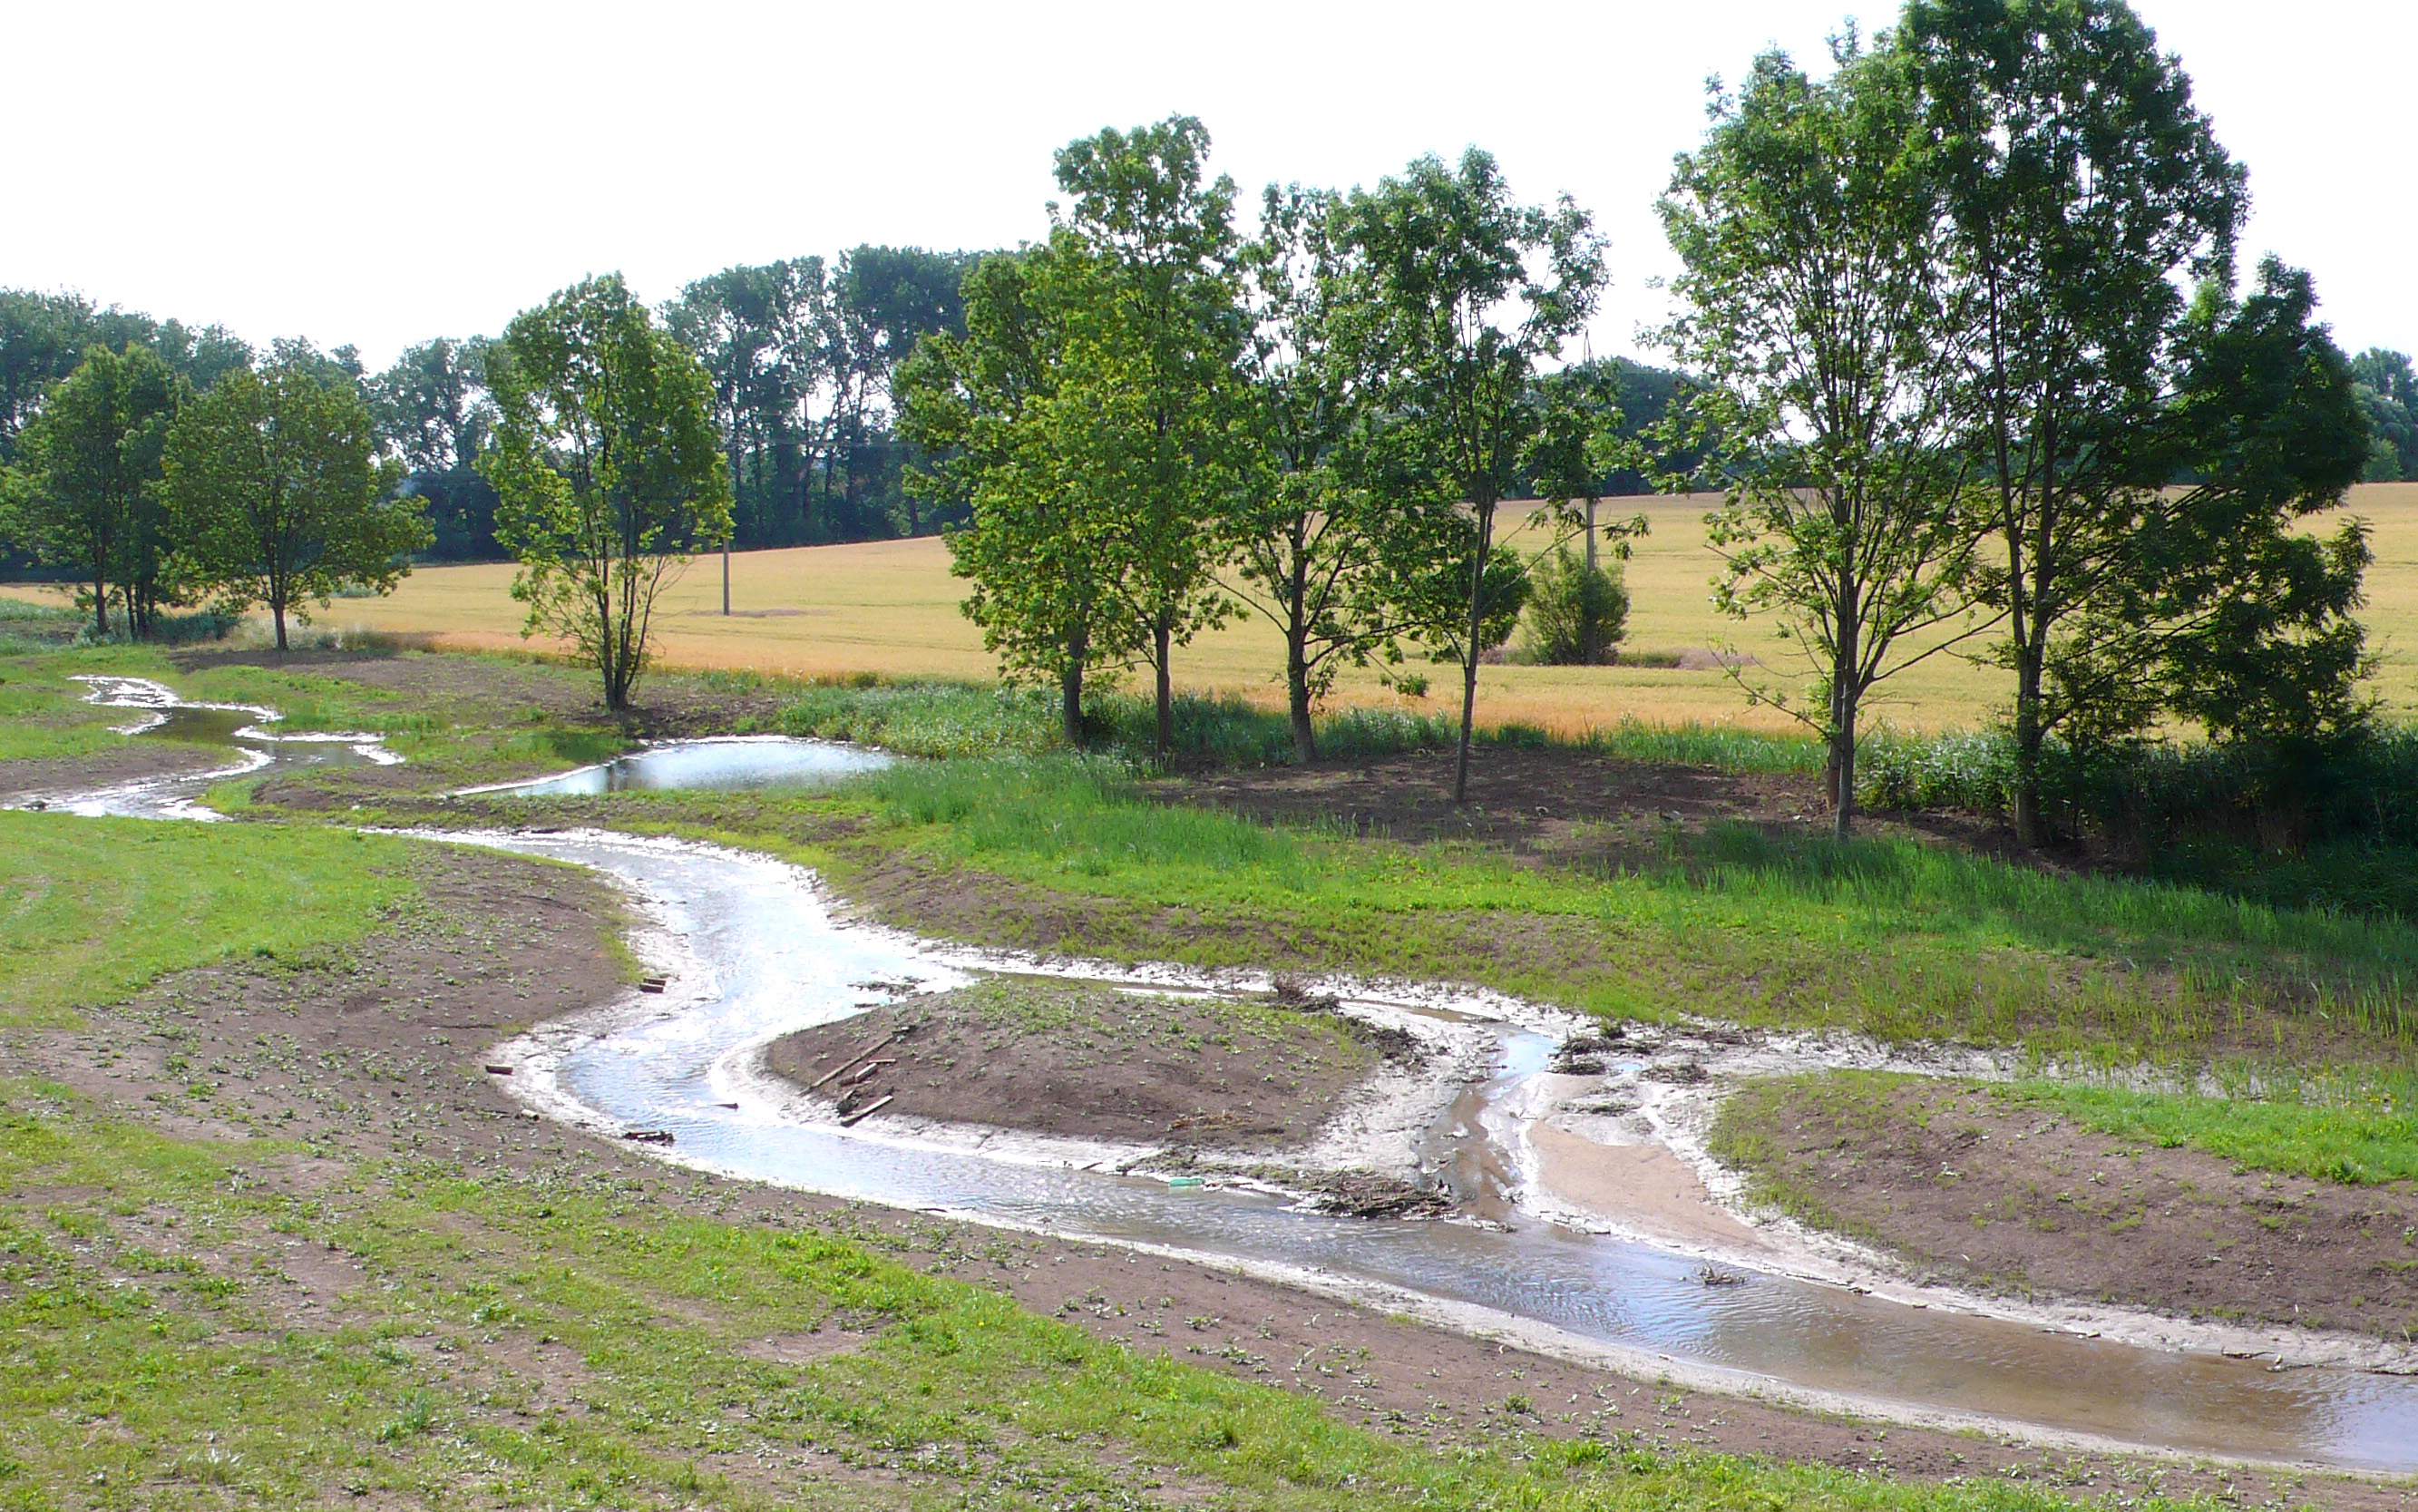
[44,679,2418,1472]
[463,736,890,797]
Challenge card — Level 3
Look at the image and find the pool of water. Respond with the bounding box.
[467,736,891,796]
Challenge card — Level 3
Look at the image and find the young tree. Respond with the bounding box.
[483,275,731,711]
[1661,38,1984,840]
[1901,0,2247,844]
[1228,184,1420,762]
[900,249,1119,746]
[1523,545,1630,666]
[163,356,429,649]
[1051,116,1247,759]
[1339,149,1607,803]
[5,343,179,637]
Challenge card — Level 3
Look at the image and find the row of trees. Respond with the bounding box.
[1665,1,2376,841]
[902,120,1637,794]
[911,0,2381,837]
[1,340,428,647]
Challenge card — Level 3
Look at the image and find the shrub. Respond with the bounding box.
[1521,546,1629,666]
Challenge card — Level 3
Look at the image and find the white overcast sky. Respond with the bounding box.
[5,1,2409,371]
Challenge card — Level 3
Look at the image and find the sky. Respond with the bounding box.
[5,1,2410,372]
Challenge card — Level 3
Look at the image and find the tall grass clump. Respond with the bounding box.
[853,754,1306,880]
[776,680,1062,757]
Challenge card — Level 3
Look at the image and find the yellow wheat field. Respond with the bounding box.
[15,483,2418,736]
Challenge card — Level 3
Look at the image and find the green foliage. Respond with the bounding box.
[0,811,420,1023]
[1660,36,1980,839]
[1341,147,1607,802]
[2350,347,2418,481]
[1522,544,1629,665]
[162,351,429,649]
[483,274,733,710]
[2000,1080,2418,1186]
[5,342,180,638]
[905,118,1244,754]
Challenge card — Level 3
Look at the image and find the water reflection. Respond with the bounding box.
[470,736,890,796]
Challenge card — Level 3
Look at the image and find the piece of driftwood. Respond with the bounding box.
[483,1064,513,1075]
[624,1128,675,1145]
[806,1033,900,1090]
[839,1058,894,1088]
[838,1096,892,1127]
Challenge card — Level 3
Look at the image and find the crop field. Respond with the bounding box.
[17,483,2413,736]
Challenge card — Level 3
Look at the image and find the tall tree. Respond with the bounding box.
[900,250,1113,746]
[1230,184,1409,761]
[5,343,180,636]
[1339,148,1605,803]
[1050,115,1247,757]
[1902,0,2247,845]
[1660,37,1984,839]
[2064,260,2375,791]
[483,275,731,710]
[2348,348,2418,481]
[163,356,429,649]
[367,337,500,561]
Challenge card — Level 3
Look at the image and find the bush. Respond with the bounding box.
[1521,546,1629,666]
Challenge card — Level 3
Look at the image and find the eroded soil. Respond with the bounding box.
[761,978,1381,1147]
[1715,1075,2418,1341]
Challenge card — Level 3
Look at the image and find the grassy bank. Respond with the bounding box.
[0,810,423,1027]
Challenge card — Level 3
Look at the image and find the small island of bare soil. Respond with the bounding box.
[1711,1073,2418,1341]
[761,976,1409,1150]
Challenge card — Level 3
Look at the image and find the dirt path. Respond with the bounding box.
[1715,1075,2418,1341]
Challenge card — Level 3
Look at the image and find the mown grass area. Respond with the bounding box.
[0,1078,2156,1511]
[0,644,160,762]
[0,810,423,1026]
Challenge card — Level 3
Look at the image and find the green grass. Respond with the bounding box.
[0,810,422,1024]
[0,654,152,762]
[0,1078,2162,1509]
[820,756,2418,1075]
[1991,1080,2418,1186]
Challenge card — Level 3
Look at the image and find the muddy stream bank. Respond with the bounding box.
[36,674,2418,1475]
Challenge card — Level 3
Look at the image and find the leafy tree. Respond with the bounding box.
[1902,0,2247,845]
[2348,348,2418,481]
[1228,184,1428,761]
[1340,148,1606,802]
[1661,36,1983,839]
[162,356,429,649]
[1050,116,1247,757]
[900,250,1112,746]
[1,291,248,466]
[4,343,180,636]
[2070,260,2375,799]
[483,275,731,710]
[1524,545,1629,666]
[367,337,501,560]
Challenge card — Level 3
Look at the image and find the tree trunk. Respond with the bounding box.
[92,573,109,639]
[1060,627,1087,748]
[1830,690,1857,844]
[1153,616,1173,763]
[272,600,288,652]
[2012,645,2045,847]
[1286,633,1317,765]
[1451,503,1493,805]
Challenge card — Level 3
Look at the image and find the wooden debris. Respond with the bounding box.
[838,1096,892,1127]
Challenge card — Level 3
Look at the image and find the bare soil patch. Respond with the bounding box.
[1167,745,2021,865]
[1715,1075,2418,1341]
[0,742,232,804]
[762,977,1382,1147]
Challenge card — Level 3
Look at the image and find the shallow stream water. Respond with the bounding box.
[48,678,2418,1473]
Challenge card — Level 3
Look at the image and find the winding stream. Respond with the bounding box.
[42,676,2418,1474]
